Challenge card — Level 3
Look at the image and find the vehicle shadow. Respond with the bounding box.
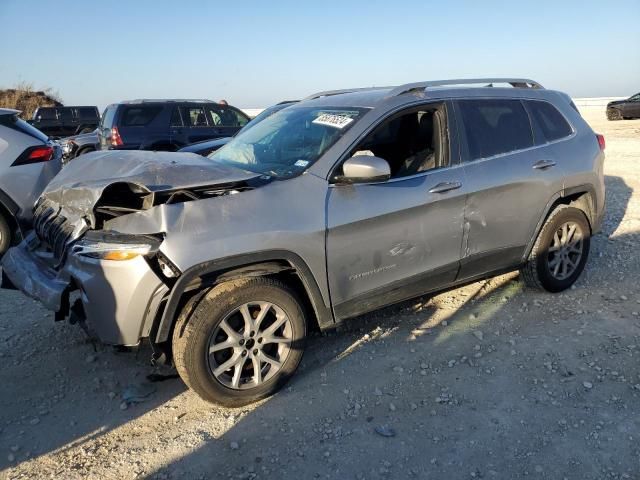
[0,262,187,474]
[0,174,633,478]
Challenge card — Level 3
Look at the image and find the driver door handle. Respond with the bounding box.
[533,160,557,170]
[429,181,462,194]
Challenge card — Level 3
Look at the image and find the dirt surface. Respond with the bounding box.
[1,106,640,480]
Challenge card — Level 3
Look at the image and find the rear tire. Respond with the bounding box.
[172,277,307,407]
[606,108,623,121]
[521,206,591,293]
[0,213,12,257]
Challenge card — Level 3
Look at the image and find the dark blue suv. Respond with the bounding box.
[98,99,250,151]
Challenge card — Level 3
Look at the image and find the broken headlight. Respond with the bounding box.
[72,231,162,261]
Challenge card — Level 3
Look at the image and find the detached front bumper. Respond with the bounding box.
[2,241,68,311]
[2,238,168,346]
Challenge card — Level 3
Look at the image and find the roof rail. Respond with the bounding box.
[304,86,392,101]
[388,78,544,97]
[122,99,216,104]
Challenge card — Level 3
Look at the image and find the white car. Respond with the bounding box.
[0,109,62,256]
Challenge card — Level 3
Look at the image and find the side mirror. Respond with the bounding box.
[337,154,391,184]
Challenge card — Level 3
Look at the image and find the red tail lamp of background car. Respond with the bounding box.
[110,127,123,147]
[11,145,55,166]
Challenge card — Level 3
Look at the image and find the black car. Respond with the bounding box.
[98,99,249,152]
[59,129,99,162]
[606,93,640,120]
[29,106,100,138]
[178,101,298,156]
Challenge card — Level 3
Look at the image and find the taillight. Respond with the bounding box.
[11,145,55,166]
[596,133,605,150]
[111,127,123,147]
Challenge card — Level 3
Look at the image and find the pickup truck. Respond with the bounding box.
[29,106,100,139]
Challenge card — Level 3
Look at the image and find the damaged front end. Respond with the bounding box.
[1,151,264,346]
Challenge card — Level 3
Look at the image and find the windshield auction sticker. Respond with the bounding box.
[312,113,354,129]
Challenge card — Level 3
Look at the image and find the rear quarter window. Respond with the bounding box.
[525,100,573,144]
[457,99,533,160]
[121,106,162,126]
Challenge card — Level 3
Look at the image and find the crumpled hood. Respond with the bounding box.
[40,150,261,224]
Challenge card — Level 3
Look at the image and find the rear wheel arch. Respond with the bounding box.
[524,187,596,261]
[153,251,333,347]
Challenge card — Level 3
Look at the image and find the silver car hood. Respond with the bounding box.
[39,150,262,226]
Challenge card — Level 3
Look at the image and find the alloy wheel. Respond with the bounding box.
[207,301,293,390]
[547,221,584,281]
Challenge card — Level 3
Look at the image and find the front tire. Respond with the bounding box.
[521,206,591,293]
[607,108,623,121]
[172,277,307,407]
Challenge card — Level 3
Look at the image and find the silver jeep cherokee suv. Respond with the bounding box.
[2,79,605,406]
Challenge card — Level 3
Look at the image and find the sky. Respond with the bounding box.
[1,0,639,110]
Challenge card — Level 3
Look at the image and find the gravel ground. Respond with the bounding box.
[1,106,639,480]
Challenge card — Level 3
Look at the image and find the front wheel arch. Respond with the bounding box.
[153,251,334,346]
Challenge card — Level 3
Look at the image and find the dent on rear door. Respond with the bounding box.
[455,99,567,279]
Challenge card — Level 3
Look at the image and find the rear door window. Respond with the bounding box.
[181,107,209,127]
[121,106,162,126]
[457,99,533,161]
[207,105,249,127]
[56,108,73,121]
[76,107,98,120]
[525,100,573,144]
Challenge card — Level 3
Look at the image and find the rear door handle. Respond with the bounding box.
[533,160,557,170]
[429,181,462,194]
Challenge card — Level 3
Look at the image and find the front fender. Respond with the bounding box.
[153,249,334,344]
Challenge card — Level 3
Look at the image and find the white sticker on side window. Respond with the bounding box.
[312,113,354,129]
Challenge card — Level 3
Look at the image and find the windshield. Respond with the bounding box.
[208,106,368,178]
[238,102,296,134]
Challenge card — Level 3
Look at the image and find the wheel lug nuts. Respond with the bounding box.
[242,351,247,356]
[250,331,255,337]
[253,349,258,355]
[239,339,245,345]
[258,338,263,343]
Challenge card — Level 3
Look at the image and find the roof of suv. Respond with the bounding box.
[300,78,554,109]
[118,99,217,105]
